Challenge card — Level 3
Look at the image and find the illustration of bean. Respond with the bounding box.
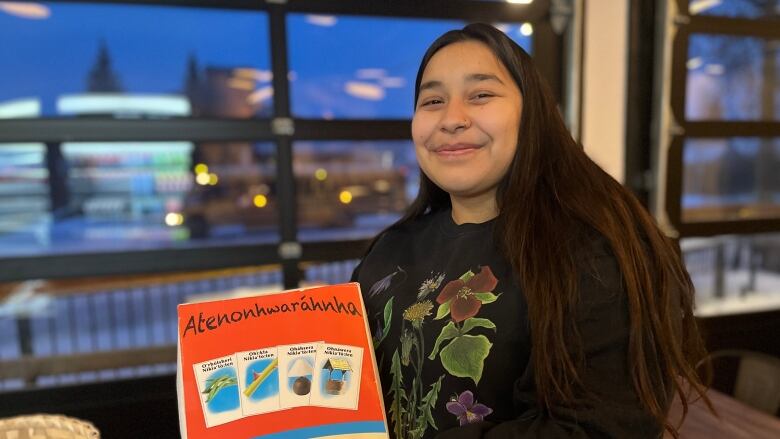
[203,375,238,403]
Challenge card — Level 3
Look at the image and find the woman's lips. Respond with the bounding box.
[432,143,482,157]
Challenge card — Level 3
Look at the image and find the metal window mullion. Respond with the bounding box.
[677,219,780,237]
[0,119,274,143]
[624,0,656,205]
[683,122,780,138]
[45,142,70,217]
[44,0,552,21]
[531,19,563,107]
[293,119,411,140]
[286,0,550,22]
[0,245,280,282]
[686,16,780,39]
[44,0,266,12]
[268,4,300,289]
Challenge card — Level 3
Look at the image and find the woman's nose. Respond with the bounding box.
[439,100,471,133]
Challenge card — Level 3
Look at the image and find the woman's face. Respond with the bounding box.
[412,40,523,202]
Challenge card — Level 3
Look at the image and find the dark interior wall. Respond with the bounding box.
[1,375,180,438]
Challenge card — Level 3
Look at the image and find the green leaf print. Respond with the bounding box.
[408,427,424,439]
[373,296,394,348]
[400,329,418,367]
[439,334,493,385]
[460,317,497,334]
[385,266,502,438]
[433,300,451,320]
[458,270,475,282]
[473,292,501,304]
[428,321,460,360]
[416,375,444,430]
[389,351,407,439]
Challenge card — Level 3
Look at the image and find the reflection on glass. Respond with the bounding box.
[682,137,780,222]
[294,140,418,241]
[183,142,278,242]
[304,259,360,285]
[0,143,50,254]
[0,141,279,257]
[61,142,194,251]
[0,2,272,119]
[686,34,779,121]
[682,234,780,315]
[689,0,780,19]
[288,15,533,119]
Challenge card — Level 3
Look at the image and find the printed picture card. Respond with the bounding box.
[193,354,243,427]
[277,341,320,409]
[310,343,364,410]
[236,347,281,416]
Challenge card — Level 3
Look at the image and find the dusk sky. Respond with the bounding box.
[0,2,533,119]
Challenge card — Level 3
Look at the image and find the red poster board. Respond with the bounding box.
[177,283,388,438]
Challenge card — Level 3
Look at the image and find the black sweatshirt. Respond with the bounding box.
[351,209,665,439]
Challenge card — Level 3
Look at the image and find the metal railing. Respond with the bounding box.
[0,259,359,391]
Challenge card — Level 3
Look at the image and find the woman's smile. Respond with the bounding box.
[432,142,485,158]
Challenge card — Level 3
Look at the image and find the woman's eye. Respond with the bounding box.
[420,98,444,107]
[471,93,494,101]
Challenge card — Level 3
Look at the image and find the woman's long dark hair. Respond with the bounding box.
[391,23,711,437]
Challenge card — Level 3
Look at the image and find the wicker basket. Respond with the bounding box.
[0,414,100,439]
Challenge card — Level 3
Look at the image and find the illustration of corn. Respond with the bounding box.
[244,358,279,397]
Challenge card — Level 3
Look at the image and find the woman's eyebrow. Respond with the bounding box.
[465,73,504,85]
[419,80,442,92]
[419,73,504,92]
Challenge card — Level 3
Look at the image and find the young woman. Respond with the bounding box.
[352,23,709,438]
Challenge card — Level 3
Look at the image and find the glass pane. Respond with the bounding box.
[294,140,418,241]
[0,266,282,391]
[682,137,780,222]
[183,142,278,244]
[288,15,533,119]
[303,259,360,285]
[686,34,780,121]
[689,0,780,19]
[0,2,272,119]
[0,143,50,251]
[0,141,279,257]
[682,234,780,315]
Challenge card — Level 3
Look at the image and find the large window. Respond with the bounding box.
[682,234,780,313]
[659,0,780,304]
[0,0,560,282]
[293,140,418,241]
[689,0,780,19]
[287,15,533,119]
[662,0,780,236]
[682,137,780,223]
[0,144,49,255]
[0,2,273,119]
[0,141,281,257]
[686,34,779,121]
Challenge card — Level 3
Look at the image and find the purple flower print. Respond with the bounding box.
[368,266,405,297]
[446,390,493,426]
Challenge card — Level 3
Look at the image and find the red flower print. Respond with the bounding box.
[436,266,498,322]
